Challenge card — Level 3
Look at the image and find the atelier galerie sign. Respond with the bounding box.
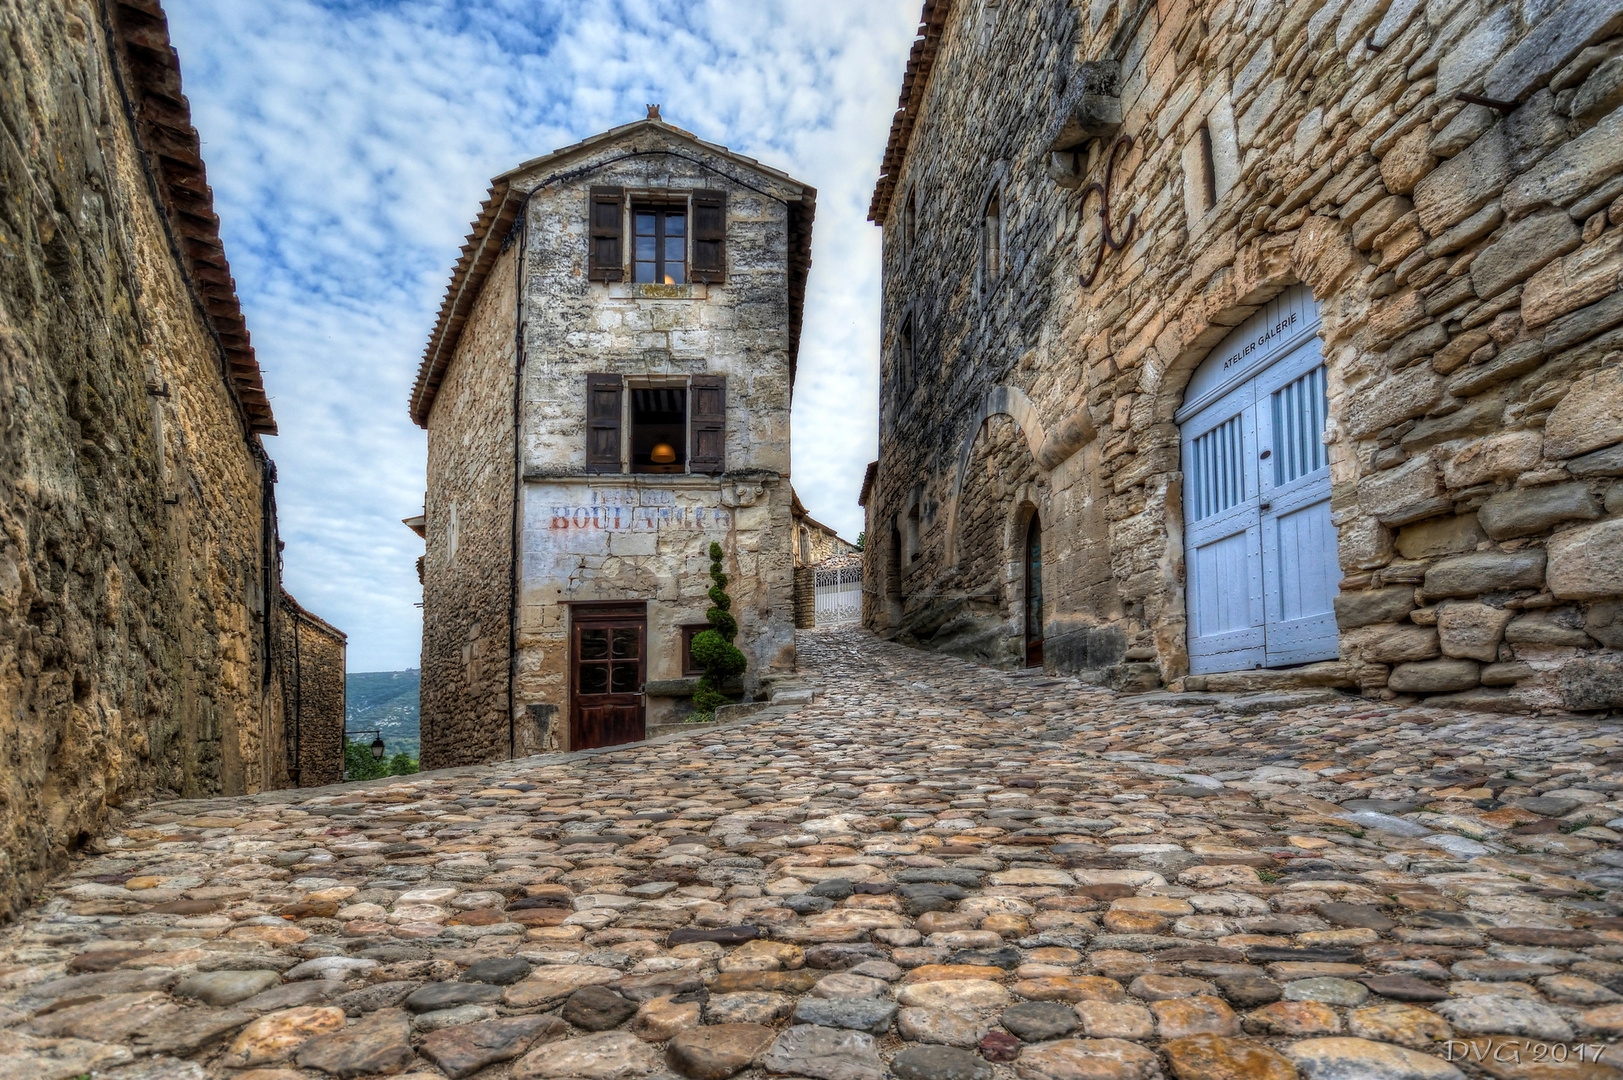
[547,487,732,532]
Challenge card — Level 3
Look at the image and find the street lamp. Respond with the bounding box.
[346,730,386,761]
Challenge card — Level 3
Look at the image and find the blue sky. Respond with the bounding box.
[166,0,920,671]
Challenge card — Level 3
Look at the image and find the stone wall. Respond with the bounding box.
[279,595,347,787]
[868,0,1623,712]
[420,246,518,770]
[0,0,317,917]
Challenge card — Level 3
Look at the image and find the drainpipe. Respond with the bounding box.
[506,195,530,761]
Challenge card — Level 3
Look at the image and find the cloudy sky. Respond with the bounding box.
[166,0,920,671]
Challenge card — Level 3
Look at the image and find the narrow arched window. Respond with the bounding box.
[982,191,1002,291]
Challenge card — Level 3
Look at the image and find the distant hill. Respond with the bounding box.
[346,670,420,762]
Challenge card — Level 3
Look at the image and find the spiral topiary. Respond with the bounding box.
[691,541,747,715]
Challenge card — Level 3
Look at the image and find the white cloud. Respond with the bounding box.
[165,0,919,670]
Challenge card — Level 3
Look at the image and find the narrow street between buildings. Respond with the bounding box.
[5,627,1623,1080]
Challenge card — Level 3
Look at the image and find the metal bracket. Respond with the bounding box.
[1455,92,1517,115]
[1079,134,1138,288]
[1365,33,1385,52]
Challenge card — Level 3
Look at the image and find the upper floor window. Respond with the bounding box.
[634,205,686,284]
[981,191,1002,291]
[586,373,726,475]
[588,187,728,284]
[896,313,915,395]
[903,187,917,258]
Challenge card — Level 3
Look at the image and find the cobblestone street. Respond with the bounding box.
[7,628,1623,1080]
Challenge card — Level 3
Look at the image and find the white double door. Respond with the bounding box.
[1183,339,1338,675]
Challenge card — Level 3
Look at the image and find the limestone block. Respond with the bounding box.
[1503,107,1623,219]
[1238,79,1287,149]
[1436,602,1514,660]
[1292,216,1361,297]
[1337,515,1395,571]
[1586,601,1623,646]
[1438,4,1516,97]
[1547,518,1623,599]
[1387,659,1481,692]
[1543,366,1623,459]
[1559,653,1623,710]
[1480,660,1534,685]
[1387,324,1450,369]
[1423,550,1547,596]
[1359,455,1451,526]
[1380,125,1439,196]
[1483,0,1623,104]
[1360,624,1443,663]
[1429,106,1497,159]
[1442,430,1543,488]
[1396,515,1486,559]
[1477,483,1602,539]
[1504,608,1594,646]
[1352,197,1414,251]
[1430,328,1493,374]
[1522,228,1623,328]
[1414,124,1508,235]
[1346,367,1444,438]
[1573,56,1623,129]
[1609,485,1623,514]
[1335,586,1418,628]
[1445,340,1545,398]
[1568,444,1623,477]
[1403,394,1510,454]
[1543,289,1623,355]
[1469,210,1581,300]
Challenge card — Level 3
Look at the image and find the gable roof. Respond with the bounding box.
[107,0,277,435]
[868,0,953,224]
[410,116,816,428]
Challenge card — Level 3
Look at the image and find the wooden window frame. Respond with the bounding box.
[632,199,688,285]
[680,623,710,676]
[583,374,725,476]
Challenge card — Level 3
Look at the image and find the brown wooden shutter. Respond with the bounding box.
[586,374,622,473]
[689,375,726,475]
[691,189,727,283]
[588,187,624,282]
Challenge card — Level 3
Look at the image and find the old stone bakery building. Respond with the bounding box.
[863,0,1623,714]
[410,109,815,766]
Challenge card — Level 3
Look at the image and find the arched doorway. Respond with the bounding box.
[1177,285,1338,674]
[1024,513,1044,667]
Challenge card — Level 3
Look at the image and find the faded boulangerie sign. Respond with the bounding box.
[543,486,731,532]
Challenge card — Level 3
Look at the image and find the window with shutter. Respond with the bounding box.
[689,375,726,475]
[691,189,727,283]
[586,374,623,473]
[588,187,624,282]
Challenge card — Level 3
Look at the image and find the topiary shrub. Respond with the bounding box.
[691,541,747,716]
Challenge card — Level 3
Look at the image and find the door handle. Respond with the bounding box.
[1259,449,1272,459]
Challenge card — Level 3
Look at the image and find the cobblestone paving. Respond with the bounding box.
[7,627,1623,1080]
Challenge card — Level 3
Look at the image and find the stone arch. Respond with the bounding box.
[943,385,1097,566]
[1003,486,1046,650]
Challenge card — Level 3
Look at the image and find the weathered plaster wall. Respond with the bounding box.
[0,0,302,917]
[420,246,517,770]
[871,0,1623,711]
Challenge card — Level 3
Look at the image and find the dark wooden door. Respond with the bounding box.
[1024,515,1044,668]
[570,605,646,750]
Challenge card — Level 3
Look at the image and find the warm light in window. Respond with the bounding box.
[650,442,677,464]
[664,275,675,285]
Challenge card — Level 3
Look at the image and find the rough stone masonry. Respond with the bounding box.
[0,0,342,920]
[863,0,1623,714]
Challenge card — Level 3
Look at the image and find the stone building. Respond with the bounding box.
[865,0,1623,713]
[0,0,343,917]
[278,595,348,788]
[791,491,861,628]
[411,110,815,765]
